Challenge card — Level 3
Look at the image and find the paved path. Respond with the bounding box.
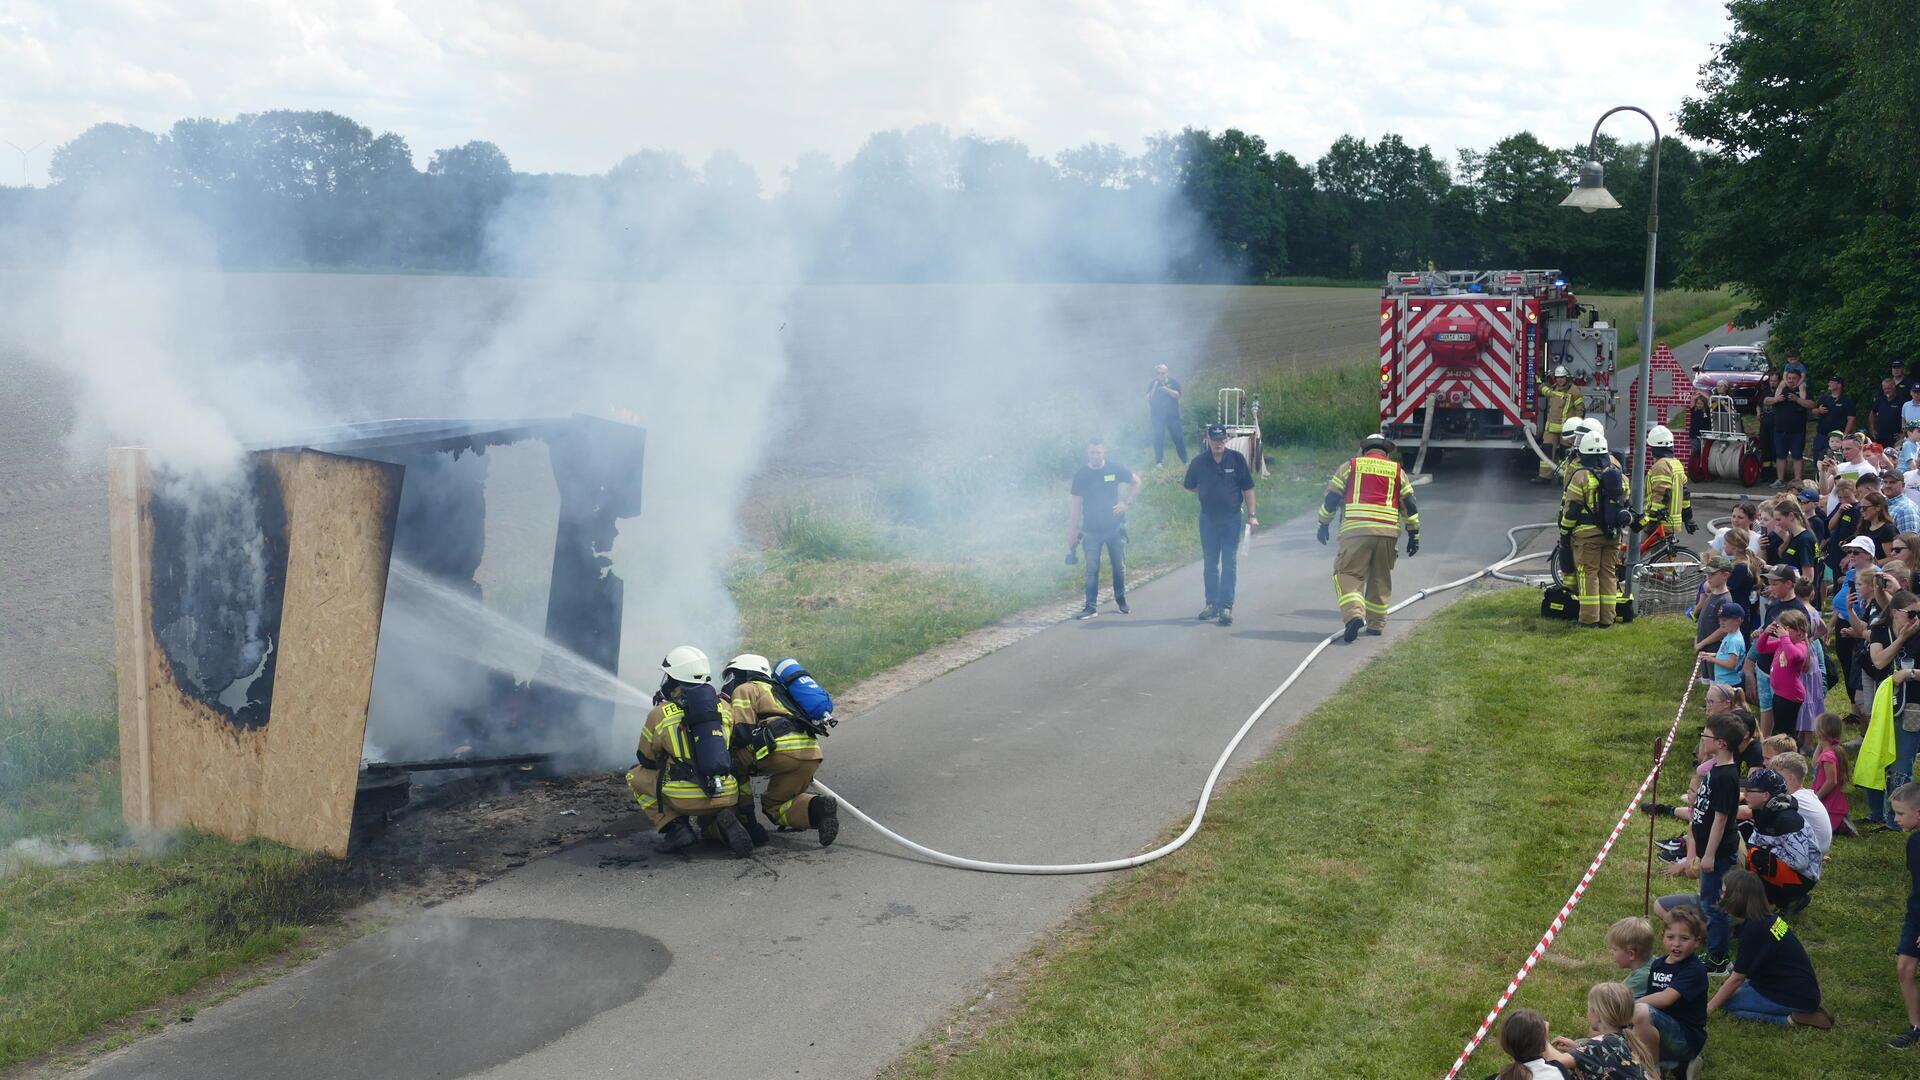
[77,452,1560,1080]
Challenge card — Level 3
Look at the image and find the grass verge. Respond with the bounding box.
[0,693,364,1068]
[884,591,1908,1080]
[1591,287,1747,367]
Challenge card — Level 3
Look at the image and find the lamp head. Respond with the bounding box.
[1560,160,1621,214]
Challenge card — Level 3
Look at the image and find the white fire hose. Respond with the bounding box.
[809,522,1558,875]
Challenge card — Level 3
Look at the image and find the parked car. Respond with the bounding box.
[1692,346,1771,413]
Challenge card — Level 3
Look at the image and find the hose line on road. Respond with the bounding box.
[809,522,1560,875]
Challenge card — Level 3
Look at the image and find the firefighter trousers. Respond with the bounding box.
[625,766,738,832]
[758,751,823,830]
[1572,532,1618,626]
[1539,430,1561,478]
[1333,533,1398,630]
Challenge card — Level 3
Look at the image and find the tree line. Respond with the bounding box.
[0,109,1697,290]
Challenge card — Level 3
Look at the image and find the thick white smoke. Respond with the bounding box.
[2,124,1216,773]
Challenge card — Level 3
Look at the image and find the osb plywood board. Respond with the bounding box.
[109,448,401,857]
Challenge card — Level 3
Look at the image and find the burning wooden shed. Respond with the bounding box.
[107,417,645,856]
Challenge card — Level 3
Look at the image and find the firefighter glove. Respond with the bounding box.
[1405,532,1419,557]
[1684,513,1698,534]
[1315,521,1330,545]
[1064,546,1078,566]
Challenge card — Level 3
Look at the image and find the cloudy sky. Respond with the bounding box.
[0,1,1733,188]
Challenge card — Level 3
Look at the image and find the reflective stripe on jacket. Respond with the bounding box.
[1543,383,1584,427]
[1319,452,1418,537]
[639,699,743,802]
[1645,455,1691,526]
[729,680,821,758]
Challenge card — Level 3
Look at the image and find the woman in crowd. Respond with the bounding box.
[1860,492,1899,558]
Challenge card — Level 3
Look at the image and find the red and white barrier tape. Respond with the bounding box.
[1441,666,1699,1080]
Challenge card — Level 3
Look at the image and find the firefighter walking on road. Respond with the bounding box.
[722,653,839,847]
[1559,431,1632,627]
[1536,366,1585,482]
[1318,433,1420,643]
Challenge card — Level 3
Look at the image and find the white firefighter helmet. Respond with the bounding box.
[1646,424,1675,450]
[1578,429,1610,456]
[1552,365,1570,379]
[723,652,773,679]
[660,645,712,684]
[1560,416,1585,437]
[1361,432,1395,452]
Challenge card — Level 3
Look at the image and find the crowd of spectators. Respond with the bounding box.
[1490,356,1920,1076]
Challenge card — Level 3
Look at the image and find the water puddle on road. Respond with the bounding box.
[84,916,669,1080]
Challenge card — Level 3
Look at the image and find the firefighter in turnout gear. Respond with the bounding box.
[1559,430,1632,627]
[1317,433,1420,643]
[722,653,839,847]
[1536,366,1585,481]
[625,645,755,857]
[1641,424,1695,536]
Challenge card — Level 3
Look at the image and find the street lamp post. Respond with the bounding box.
[1562,106,1660,607]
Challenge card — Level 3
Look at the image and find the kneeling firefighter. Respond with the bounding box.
[1559,430,1633,627]
[625,645,755,856]
[1317,432,1419,643]
[722,654,839,847]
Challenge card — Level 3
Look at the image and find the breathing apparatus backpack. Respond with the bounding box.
[676,684,736,797]
[772,658,837,737]
[1597,465,1632,538]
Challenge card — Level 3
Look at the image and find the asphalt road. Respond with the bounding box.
[75,448,1562,1080]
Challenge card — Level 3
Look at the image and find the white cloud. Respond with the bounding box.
[0,0,1733,186]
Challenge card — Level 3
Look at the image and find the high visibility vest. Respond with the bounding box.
[1645,455,1691,527]
[1320,453,1418,537]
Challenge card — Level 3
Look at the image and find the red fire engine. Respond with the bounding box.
[1379,269,1618,462]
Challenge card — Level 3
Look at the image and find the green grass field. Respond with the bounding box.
[885,592,1909,1080]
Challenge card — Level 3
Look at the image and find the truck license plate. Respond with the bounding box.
[1434,332,1473,342]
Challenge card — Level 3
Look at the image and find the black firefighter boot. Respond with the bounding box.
[810,795,840,848]
[652,816,697,854]
[736,796,770,847]
[713,808,754,858]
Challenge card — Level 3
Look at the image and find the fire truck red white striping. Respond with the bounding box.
[1379,269,1618,461]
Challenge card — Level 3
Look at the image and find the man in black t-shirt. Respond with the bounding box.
[1766,369,1815,488]
[1814,376,1856,437]
[1145,364,1187,467]
[1067,439,1142,619]
[1872,376,1906,446]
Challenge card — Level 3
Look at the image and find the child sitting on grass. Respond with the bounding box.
[1769,751,1834,855]
[1706,868,1832,1028]
[1738,768,1823,918]
[1488,1008,1566,1079]
[1633,906,1710,1067]
[1606,917,1655,996]
[1548,982,1662,1079]
[1890,782,1920,1050]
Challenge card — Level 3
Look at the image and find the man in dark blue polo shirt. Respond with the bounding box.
[1183,423,1258,625]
